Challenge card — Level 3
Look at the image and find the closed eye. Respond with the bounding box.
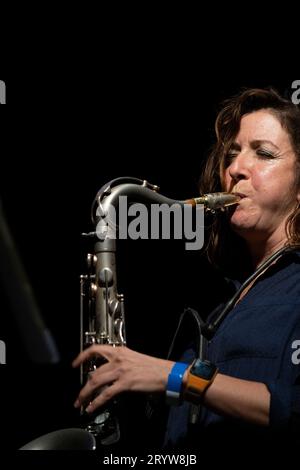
[256,149,277,159]
[224,148,277,167]
[224,152,239,167]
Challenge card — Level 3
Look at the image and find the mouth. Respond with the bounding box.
[231,192,247,200]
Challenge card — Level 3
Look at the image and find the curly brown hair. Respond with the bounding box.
[199,88,300,277]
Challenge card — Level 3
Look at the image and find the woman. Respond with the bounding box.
[73,88,300,451]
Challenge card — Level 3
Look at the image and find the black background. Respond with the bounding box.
[0,65,296,455]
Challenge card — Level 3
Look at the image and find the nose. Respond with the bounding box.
[228,153,251,183]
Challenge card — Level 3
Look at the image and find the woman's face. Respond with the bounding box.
[223,109,300,243]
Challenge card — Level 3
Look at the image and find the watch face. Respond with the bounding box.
[190,360,217,380]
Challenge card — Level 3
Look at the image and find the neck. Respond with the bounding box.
[247,237,288,270]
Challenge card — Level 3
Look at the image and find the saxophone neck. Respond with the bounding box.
[93,177,241,220]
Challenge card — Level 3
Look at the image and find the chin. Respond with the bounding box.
[229,214,254,234]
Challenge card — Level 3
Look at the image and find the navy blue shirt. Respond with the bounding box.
[164,250,300,449]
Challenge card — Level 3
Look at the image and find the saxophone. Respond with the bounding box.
[79,177,240,445]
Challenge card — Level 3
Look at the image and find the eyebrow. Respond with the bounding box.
[231,140,280,151]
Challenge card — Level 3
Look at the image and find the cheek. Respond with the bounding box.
[254,163,293,190]
[253,166,297,212]
[249,170,265,192]
[249,161,277,192]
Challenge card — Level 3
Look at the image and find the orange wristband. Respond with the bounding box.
[183,359,218,404]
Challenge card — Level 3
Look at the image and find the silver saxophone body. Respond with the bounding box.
[79,177,240,445]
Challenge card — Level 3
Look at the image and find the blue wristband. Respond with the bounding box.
[166,362,189,406]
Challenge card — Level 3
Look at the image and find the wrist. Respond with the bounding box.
[182,359,218,404]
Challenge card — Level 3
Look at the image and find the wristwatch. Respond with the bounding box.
[183,358,218,404]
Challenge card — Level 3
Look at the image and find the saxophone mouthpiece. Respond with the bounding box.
[185,192,241,211]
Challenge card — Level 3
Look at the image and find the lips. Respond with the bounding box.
[232,192,247,199]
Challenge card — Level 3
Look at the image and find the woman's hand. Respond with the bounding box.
[72,345,175,414]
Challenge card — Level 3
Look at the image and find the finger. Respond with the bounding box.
[72,344,119,368]
[74,368,118,408]
[85,382,122,414]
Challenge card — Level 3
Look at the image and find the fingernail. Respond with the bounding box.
[74,399,80,408]
[86,405,92,414]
